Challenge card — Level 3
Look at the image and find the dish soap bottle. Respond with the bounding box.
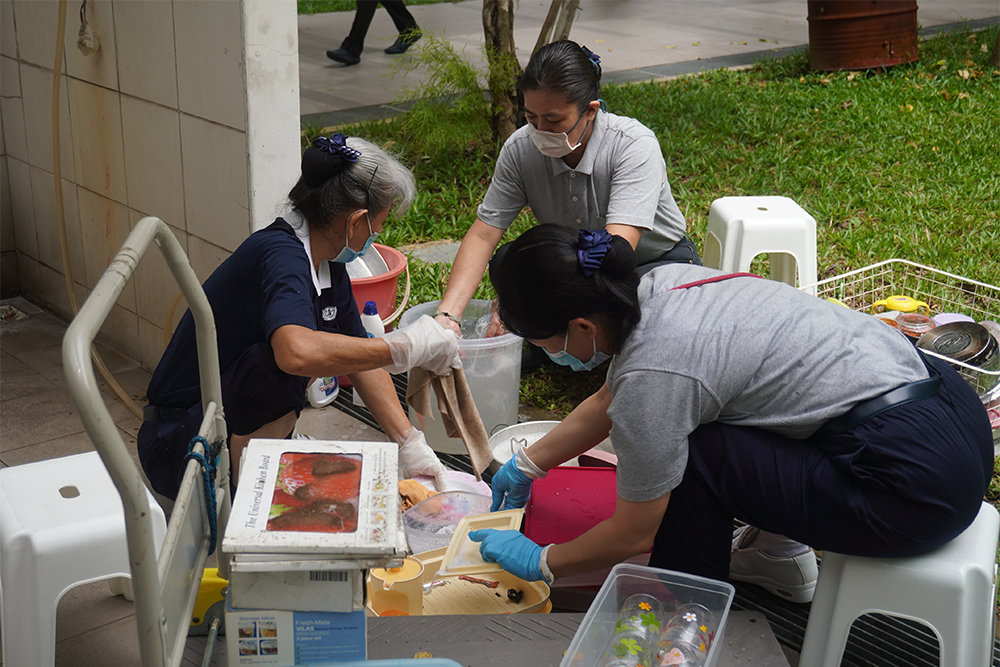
[355,301,385,407]
[307,376,339,408]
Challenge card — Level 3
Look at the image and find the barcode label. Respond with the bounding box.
[309,571,349,583]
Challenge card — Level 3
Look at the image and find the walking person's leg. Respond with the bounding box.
[327,0,378,65]
[382,0,421,54]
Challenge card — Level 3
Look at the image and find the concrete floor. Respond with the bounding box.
[0,295,392,666]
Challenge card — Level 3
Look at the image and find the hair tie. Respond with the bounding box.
[580,45,602,77]
[313,133,361,162]
[577,228,613,277]
[301,134,361,188]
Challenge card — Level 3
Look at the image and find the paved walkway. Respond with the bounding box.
[298,0,999,128]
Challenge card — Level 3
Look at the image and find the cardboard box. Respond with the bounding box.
[229,564,364,613]
[226,594,366,666]
[223,439,406,559]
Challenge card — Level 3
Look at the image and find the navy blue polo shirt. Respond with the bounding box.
[147,218,366,409]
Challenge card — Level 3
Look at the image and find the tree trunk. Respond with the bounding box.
[532,1,562,56]
[533,0,582,56]
[482,0,520,146]
[991,31,1000,68]
[552,0,581,42]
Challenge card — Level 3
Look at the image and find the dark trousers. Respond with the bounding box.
[341,1,418,56]
[635,235,702,276]
[650,356,994,583]
[138,343,308,500]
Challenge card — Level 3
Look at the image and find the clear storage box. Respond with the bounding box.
[561,563,735,667]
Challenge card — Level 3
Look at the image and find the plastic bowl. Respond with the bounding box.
[402,490,491,554]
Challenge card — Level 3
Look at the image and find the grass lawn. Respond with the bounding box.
[331,24,999,415]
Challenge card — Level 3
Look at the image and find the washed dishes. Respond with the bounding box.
[918,322,1000,397]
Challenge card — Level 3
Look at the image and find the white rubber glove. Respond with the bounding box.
[398,428,449,491]
[383,315,461,376]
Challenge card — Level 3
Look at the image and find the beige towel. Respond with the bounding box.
[406,366,494,480]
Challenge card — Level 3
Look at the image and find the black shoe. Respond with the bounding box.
[384,30,421,54]
[326,48,360,66]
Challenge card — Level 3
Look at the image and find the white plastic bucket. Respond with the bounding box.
[400,300,522,454]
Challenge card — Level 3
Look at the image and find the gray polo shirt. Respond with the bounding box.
[606,265,929,503]
[477,111,687,265]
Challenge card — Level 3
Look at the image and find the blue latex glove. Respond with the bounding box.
[489,457,533,511]
[468,528,544,582]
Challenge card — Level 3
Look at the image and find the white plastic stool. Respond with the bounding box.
[0,451,168,667]
[704,196,818,291]
[799,502,1000,667]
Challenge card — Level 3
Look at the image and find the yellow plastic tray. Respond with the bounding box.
[365,540,551,616]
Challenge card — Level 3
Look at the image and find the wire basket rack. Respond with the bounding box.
[804,259,1000,438]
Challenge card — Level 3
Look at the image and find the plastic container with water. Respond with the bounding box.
[402,490,491,554]
[400,300,522,455]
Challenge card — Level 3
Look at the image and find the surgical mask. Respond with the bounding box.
[527,112,590,158]
[543,330,610,372]
[331,212,378,264]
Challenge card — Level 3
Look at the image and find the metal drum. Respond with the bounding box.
[807,0,918,71]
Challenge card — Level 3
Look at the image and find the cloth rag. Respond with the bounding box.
[406,366,493,479]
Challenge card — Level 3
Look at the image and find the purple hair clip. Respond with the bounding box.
[581,45,601,67]
[577,228,613,277]
[312,133,361,163]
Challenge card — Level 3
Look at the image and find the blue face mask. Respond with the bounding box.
[543,330,610,372]
[332,212,378,264]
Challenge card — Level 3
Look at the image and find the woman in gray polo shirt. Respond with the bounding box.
[468,225,993,593]
[433,40,698,335]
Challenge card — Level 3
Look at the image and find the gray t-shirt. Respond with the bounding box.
[606,265,930,503]
[477,112,687,265]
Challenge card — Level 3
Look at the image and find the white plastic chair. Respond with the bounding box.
[703,196,818,293]
[799,501,1000,667]
[0,451,168,667]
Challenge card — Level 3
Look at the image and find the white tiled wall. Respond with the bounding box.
[19,62,75,181]
[174,0,246,131]
[67,77,128,204]
[7,157,36,259]
[63,0,120,91]
[0,55,28,162]
[0,0,300,371]
[121,96,185,228]
[114,0,178,109]
[0,0,16,59]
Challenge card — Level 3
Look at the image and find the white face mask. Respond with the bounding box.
[527,112,590,158]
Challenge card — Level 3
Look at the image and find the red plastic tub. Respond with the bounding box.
[349,243,407,328]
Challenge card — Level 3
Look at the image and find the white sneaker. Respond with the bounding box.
[729,525,818,603]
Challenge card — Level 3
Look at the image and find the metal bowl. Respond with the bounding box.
[917,322,1000,398]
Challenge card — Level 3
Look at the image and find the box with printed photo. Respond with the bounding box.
[223,439,406,558]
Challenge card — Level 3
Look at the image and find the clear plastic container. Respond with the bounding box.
[401,490,491,554]
[561,564,735,667]
[400,300,522,454]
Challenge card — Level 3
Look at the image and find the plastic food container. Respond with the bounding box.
[402,490,491,554]
[401,299,522,454]
[561,563,735,667]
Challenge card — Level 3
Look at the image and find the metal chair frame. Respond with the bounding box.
[62,216,232,667]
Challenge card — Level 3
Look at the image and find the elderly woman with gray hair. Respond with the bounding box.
[139,135,458,500]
